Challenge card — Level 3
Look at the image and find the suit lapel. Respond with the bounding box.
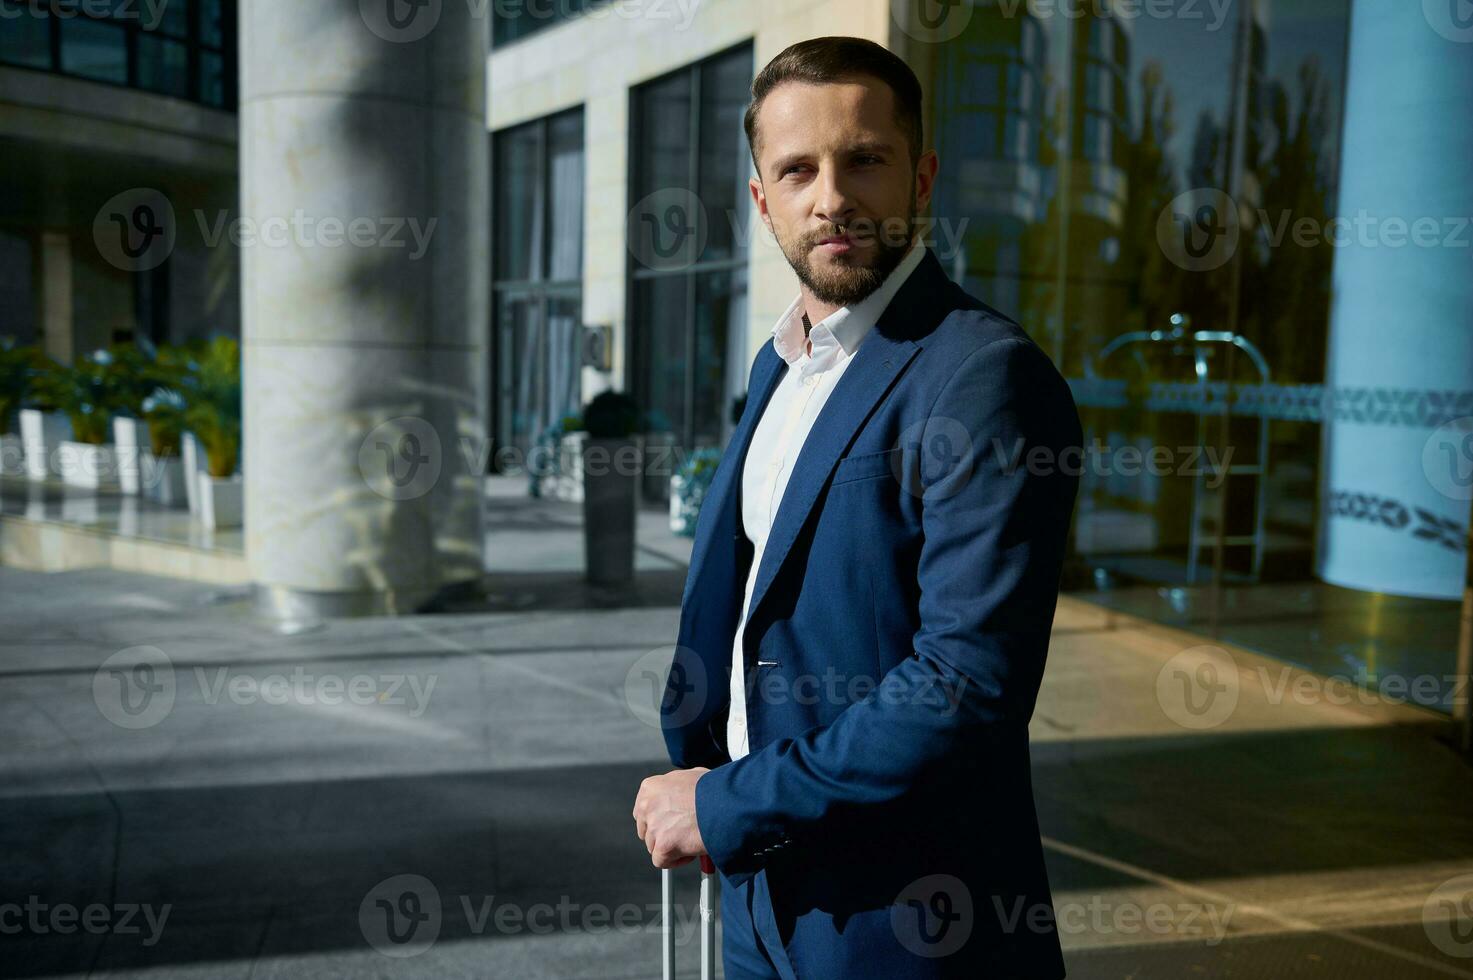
[738,248,958,634]
[740,330,918,629]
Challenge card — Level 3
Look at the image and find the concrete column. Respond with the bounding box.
[39,232,74,365]
[240,0,489,617]
[1316,0,1473,600]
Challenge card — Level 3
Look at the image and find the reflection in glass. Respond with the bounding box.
[59,17,127,84]
[0,10,50,69]
[138,34,189,99]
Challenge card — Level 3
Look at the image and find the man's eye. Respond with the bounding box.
[855,155,882,165]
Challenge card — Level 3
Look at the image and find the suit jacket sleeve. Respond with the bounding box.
[692,335,1082,885]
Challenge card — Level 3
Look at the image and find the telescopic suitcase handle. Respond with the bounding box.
[663,856,717,980]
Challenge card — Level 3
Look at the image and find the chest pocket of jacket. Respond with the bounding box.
[831,447,901,487]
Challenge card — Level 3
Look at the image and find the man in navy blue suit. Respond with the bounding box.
[633,36,1082,979]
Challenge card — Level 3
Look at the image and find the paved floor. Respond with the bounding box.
[2,486,1472,978]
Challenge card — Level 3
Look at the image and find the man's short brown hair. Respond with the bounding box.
[744,36,925,175]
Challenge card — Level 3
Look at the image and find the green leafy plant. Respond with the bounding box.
[672,446,723,538]
[33,350,122,445]
[180,336,241,478]
[676,446,722,482]
[102,342,169,419]
[580,391,643,440]
[131,343,193,458]
[0,337,41,437]
[141,387,186,458]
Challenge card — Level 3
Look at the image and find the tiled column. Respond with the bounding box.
[240,0,489,617]
[1317,0,1473,600]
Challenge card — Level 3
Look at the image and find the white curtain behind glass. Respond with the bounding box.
[548,138,582,283]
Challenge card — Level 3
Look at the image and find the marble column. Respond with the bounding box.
[240,0,489,617]
[39,231,74,365]
[1316,0,1473,601]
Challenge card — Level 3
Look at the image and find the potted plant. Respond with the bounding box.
[580,390,643,587]
[36,350,122,489]
[140,385,189,507]
[104,342,166,496]
[17,351,70,482]
[154,341,210,515]
[0,337,34,477]
[181,336,242,529]
[670,447,722,537]
[530,413,586,502]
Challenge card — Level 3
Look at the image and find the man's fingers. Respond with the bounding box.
[632,782,650,841]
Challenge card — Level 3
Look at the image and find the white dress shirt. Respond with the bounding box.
[726,240,928,760]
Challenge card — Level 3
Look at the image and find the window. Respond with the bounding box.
[0,0,236,109]
[491,0,611,48]
[492,108,586,464]
[627,43,753,452]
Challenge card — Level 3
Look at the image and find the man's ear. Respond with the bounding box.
[749,176,772,232]
[914,150,940,214]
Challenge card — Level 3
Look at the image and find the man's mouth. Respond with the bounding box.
[815,233,857,254]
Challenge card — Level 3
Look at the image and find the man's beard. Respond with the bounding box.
[778,189,918,308]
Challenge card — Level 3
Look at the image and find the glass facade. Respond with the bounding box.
[492,108,587,464]
[627,43,753,454]
[922,0,1466,711]
[0,0,236,108]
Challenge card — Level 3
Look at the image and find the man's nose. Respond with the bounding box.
[813,167,857,226]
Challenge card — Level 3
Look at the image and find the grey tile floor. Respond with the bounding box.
[1,485,1471,978]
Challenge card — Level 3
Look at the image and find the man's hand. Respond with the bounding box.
[633,767,709,869]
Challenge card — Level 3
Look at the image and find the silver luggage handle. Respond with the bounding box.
[663,855,716,980]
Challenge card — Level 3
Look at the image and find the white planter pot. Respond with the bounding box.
[20,409,71,481]
[112,416,147,495]
[669,473,690,535]
[669,471,713,538]
[182,432,206,515]
[198,471,243,530]
[0,432,23,477]
[537,432,587,503]
[57,441,120,490]
[142,453,189,508]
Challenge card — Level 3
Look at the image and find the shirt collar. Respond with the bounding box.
[771,238,928,370]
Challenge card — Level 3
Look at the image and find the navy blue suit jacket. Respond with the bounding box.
[663,247,1081,978]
